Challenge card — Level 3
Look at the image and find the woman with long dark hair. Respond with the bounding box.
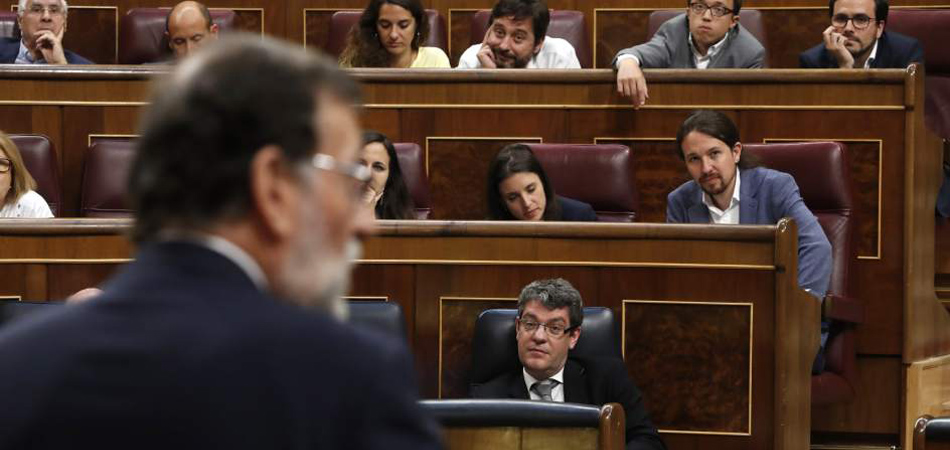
[486,144,597,221]
[360,131,416,219]
[339,0,450,68]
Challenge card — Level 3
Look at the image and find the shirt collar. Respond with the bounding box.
[689,28,730,60]
[523,364,566,389]
[157,231,269,292]
[863,39,880,69]
[15,40,40,64]
[701,167,742,212]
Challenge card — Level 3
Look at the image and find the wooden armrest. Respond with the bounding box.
[599,403,626,450]
[822,294,864,323]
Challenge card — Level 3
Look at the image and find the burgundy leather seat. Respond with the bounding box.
[393,142,431,220]
[469,10,591,68]
[0,11,17,39]
[118,8,236,64]
[10,134,61,216]
[744,141,861,406]
[526,143,638,222]
[886,10,950,140]
[646,10,767,67]
[325,9,448,59]
[80,139,135,218]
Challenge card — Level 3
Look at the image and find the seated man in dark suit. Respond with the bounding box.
[471,278,666,450]
[799,0,923,68]
[0,35,440,449]
[0,0,92,64]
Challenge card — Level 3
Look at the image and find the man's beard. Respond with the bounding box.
[276,201,362,322]
[492,47,532,68]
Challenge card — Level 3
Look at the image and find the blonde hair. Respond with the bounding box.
[0,131,38,206]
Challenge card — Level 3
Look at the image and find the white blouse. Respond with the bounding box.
[0,190,54,218]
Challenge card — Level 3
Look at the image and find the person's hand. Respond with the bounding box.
[34,27,67,64]
[361,184,384,208]
[822,26,854,69]
[476,28,497,68]
[616,58,648,107]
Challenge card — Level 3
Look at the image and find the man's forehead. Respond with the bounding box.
[523,300,570,321]
[834,0,874,13]
[494,15,534,33]
[28,0,62,7]
[315,94,360,160]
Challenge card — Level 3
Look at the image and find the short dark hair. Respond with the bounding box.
[361,130,416,220]
[517,278,584,329]
[339,0,431,67]
[129,34,360,243]
[486,143,562,221]
[675,109,757,169]
[489,0,549,44]
[165,2,214,34]
[685,0,743,15]
[828,0,887,21]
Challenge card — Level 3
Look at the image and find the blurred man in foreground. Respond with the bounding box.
[0,34,441,450]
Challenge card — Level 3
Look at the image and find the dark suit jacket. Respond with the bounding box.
[0,36,93,64]
[799,30,924,68]
[557,195,598,221]
[666,166,832,299]
[471,356,666,450]
[0,241,441,449]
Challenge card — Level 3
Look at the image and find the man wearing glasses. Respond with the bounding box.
[612,0,764,107]
[0,35,441,449]
[800,0,923,68]
[0,0,92,64]
[472,278,666,450]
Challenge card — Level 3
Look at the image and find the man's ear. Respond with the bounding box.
[249,146,300,241]
[731,14,740,29]
[876,20,885,39]
[210,23,219,37]
[732,141,743,164]
[568,327,582,350]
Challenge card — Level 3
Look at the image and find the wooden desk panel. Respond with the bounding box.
[0,219,816,450]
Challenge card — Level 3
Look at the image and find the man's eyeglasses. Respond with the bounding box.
[26,4,64,16]
[0,158,10,174]
[310,153,372,199]
[688,2,734,17]
[831,14,877,29]
[517,318,576,338]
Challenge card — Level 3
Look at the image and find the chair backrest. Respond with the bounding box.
[0,11,17,39]
[526,143,638,222]
[326,9,448,59]
[118,8,236,64]
[469,10,591,68]
[80,139,136,218]
[347,300,406,340]
[420,399,623,450]
[393,142,431,219]
[470,307,619,387]
[9,134,61,216]
[885,9,950,139]
[743,141,854,299]
[646,10,767,65]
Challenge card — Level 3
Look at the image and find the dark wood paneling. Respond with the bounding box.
[448,9,475,66]
[64,7,118,64]
[593,10,650,69]
[439,297,515,398]
[47,263,120,300]
[811,356,902,433]
[759,8,828,69]
[427,137,541,220]
[625,300,753,434]
[598,138,688,223]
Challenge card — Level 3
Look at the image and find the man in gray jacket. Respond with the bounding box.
[612,0,764,106]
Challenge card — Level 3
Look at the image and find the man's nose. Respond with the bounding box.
[701,7,714,20]
[702,158,715,173]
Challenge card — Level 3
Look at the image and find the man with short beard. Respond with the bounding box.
[0,35,441,450]
[666,110,832,301]
[456,0,580,69]
[800,0,922,69]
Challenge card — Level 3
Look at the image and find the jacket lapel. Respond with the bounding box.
[507,372,530,399]
[739,168,759,224]
[563,359,590,404]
